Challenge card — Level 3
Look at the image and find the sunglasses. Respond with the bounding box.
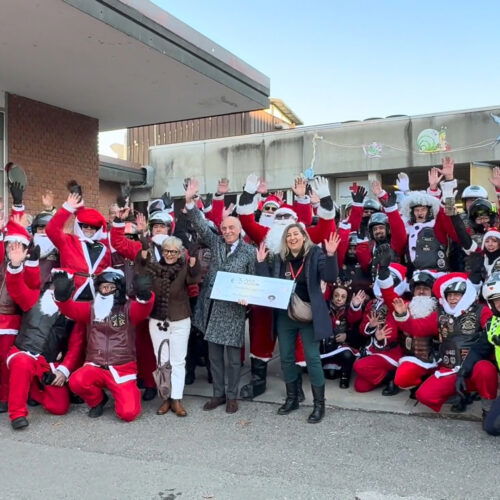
[275,213,294,220]
[81,224,99,230]
[162,249,180,255]
[262,205,278,213]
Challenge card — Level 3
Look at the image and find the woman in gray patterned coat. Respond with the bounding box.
[184,179,256,414]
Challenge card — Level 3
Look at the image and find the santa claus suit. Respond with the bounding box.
[411,274,495,412]
[399,191,459,272]
[0,217,32,406]
[5,263,85,421]
[58,290,154,422]
[350,265,406,392]
[45,203,112,301]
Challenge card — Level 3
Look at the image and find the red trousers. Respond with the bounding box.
[395,361,435,389]
[0,334,16,402]
[69,364,141,422]
[416,360,499,412]
[353,354,397,392]
[7,350,69,420]
[248,306,305,363]
[135,320,156,389]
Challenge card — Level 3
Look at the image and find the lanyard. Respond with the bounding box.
[288,261,304,281]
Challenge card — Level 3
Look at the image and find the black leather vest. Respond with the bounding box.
[412,227,448,271]
[15,302,70,362]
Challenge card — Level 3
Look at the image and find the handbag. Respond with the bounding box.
[287,293,313,323]
[152,338,172,400]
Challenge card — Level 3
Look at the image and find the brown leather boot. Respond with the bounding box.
[225,399,238,414]
[156,399,171,415]
[202,396,226,411]
[171,399,187,417]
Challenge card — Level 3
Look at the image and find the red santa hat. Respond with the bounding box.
[260,195,282,211]
[482,227,500,249]
[432,272,469,299]
[274,204,298,220]
[374,262,408,298]
[76,208,107,229]
[4,220,31,246]
[432,272,477,317]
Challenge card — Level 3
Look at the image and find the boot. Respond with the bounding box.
[297,371,306,402]
[88,392,109,418]
[171,399,188,417]
[451,396,468,413]
[324,369,339,380]
[156,399,171,415]
[0,401,8,413]
[27,398,40,407]
[307,385,326,423]
[11,417,29,430]
[142,387,157,401]
[277,381,300,415]
[339,370,350,389]
[240,358,268,400]
[185,370,195,385]
[382,372,400,396]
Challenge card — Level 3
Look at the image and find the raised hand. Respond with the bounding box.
[244,173,260,194]
[351,185,367,204]
[367,310,381,328]
[310,192,320,205]
[185,178,200,203]
[257,179,268,195]
[371,180,383,198]
[161,192,173,210]
[118,206,131,221]
[7,241,28,267]
[222,202,236,219]
[42,190,55,210]
[436,156,455,181]
[428,167,443,191]
[375,324,392,342]
[311,176,330,199]
[66,192,84,210]
[202,193,213,208]
[256,242,269,263]
[380,191,397,208]
[324,232,341,256]
[136,213,147,233]
[216,178,230,195]
[292,177,307,198]
[396,172,410,193]
[351,289,367,308]
[375,243,392,267]
[392,297,408,316]
[274,190,285,202]
[9,181,24,206]
[490,167,500,190]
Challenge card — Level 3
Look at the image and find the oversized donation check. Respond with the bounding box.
[210,271,295,309]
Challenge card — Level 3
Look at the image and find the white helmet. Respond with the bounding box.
[482,271,500,303]
[461,185,488,200]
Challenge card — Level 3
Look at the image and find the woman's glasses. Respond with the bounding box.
[163,249,180,256]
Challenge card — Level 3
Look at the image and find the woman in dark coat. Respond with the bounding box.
[256,224,339,423]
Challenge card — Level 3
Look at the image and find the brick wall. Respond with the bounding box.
[6,94,99,215]
[98,180,121,221]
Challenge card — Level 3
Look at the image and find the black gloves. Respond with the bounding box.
[455,374,467,397]
[52,272,74,302]
[376,243,392,268]
[9,181,24,206]
[380,191,397,208]
[202,193,213,208]
[139,235,149,251]
[67,180,83,196]
[351,186,367,204]
[27,244,40,262]
[133,274,153,301]
[467,252,484,285]
[161,192,174,211]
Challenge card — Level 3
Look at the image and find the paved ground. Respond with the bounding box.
[1,385,499,499]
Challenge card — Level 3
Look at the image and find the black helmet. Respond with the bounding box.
[444,280,467,296]
[94,269,126,304]
[468,199,497,232]
[368,212,390,240]
[410,271,435,293]
[363,198,381,213]
[32,213,52,233]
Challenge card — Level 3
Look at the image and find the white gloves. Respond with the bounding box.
[396,172,410,193]
[311,176,330,199]
[244,173,259,194]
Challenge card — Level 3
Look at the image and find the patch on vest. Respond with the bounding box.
[110,312,127,328]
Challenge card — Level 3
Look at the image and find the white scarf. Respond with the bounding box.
[39,289,59,316]
[93,293,115,322]
[34,234,57,259]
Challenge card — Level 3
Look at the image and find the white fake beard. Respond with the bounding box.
[259,212,275,228]
[93,293,115,322]
[151,234,169,246]
[408,296,437,319]
[265,220,293,254]
[34,234,57,259]
[39,289,59,316]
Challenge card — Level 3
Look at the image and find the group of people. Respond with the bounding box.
[0,157,499,435]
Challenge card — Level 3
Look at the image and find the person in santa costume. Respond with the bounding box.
[390,271,440,394]
[321,282,364,388]
[410,273,495,414]
[5,243,85,430]
[236,174,336,400]
[350,245,406,396]
[46,188,112,301]
[55,268,154,421]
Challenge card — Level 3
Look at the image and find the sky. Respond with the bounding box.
[153,0,500,125]
[100,0,500,155]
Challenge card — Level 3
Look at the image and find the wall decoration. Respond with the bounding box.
[362,141,383,158]
[416,126,450,153]
[490,113,500,148]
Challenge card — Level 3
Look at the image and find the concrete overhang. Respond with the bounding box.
[0,0,270,130]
